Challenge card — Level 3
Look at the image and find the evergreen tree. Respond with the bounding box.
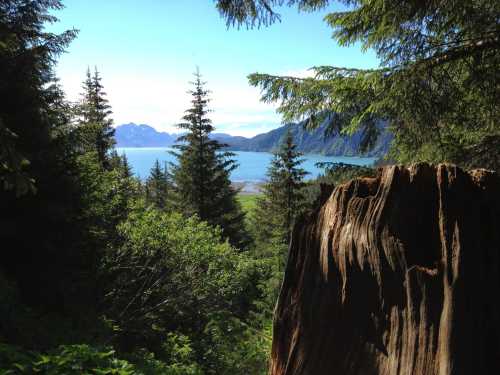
[171,69,248,248]
[91,67,115,164]
[107,150,138,211]
[80,67,94,123]
[109,149,122,171]
[109,151,134,180]
[77,67,115,168]
[252,131,308,247]
[249,131,307,310]
[121,153,133,179]
[217,0,500,170]
[145,159,171,210]
[0,0,102,343]
[0,0,77,195]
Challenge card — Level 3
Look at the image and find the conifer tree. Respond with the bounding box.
[171,69,248,248]
[109,149,121,169]
[91,68,115,164]
[217,0,500,170]
[0,0,101,336]
[252,131,308,248]
[77,67,115,168]
[0,0,76,194]
[249,131,307,308]
[145,159,171,210]
[80,68,94,122]
[121,154,133,179]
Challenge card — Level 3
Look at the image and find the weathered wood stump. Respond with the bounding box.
[271,164,499,375]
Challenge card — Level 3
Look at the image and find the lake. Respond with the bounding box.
[116,147,375,191]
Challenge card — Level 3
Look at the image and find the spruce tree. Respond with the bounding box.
[0,0,77,195]
[249,131,307,308]
[91,68,115,164]
[171,69,248,248]
[80,67,94,122]
[121,153,133,179]
[252,131,308,247]
[0,0,104,340]
[77,67,115,168]
[145,159,171,210]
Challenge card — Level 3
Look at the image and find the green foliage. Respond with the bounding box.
[102,208,263,373]
[251,131,308,247]
[170,69,249,248]
[145,159,171,210]
[237,194,259,214]
[218,0,500,170]
[200,317,270,375]
[1,2,273,374]
[303,162,377,207]
[315,162,376,186]
[215,0,329,27]
[117,335,204,375]
[158,334,203,374]
[0,343,35,374]
[0,1,104,348]
[251,236,289,313]
[0,0,77,194]
[33,345,135,374]
[246,132,309,334]
[77,151,138,244]
[75,67,116,168]
[0,120,35,196]
[0,343,136,374]
[0,342,201,374]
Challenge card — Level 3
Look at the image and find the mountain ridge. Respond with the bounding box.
[114,122,391,157]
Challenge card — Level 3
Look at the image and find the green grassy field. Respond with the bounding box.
[237,194,260,214]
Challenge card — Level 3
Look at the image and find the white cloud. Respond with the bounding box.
[59,69,282,137]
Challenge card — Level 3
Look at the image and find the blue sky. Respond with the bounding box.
[51,0,379,136]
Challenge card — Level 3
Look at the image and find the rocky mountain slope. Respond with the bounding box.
[271,163,499,374]
[114,123,177,147]
[225,120,391,157]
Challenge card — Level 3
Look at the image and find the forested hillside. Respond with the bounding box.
[223,120,391,156]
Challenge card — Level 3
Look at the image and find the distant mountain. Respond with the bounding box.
[210,133,249,146]
[114,121,391,157]
[115,123,177,147]
[114,123,244,148]
[224,120,391,157]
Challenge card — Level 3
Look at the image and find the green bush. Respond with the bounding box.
[127,334,203,375]
[0,344,135,374]
[102,208,264,373]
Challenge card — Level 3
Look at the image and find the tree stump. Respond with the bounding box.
[271,163,499,375]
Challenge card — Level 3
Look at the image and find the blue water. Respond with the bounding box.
[116,147,375,182]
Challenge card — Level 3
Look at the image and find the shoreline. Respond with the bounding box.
[232,181,264,195]
[116,146,380,161]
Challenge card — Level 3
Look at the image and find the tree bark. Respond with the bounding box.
[270,163,499,375]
